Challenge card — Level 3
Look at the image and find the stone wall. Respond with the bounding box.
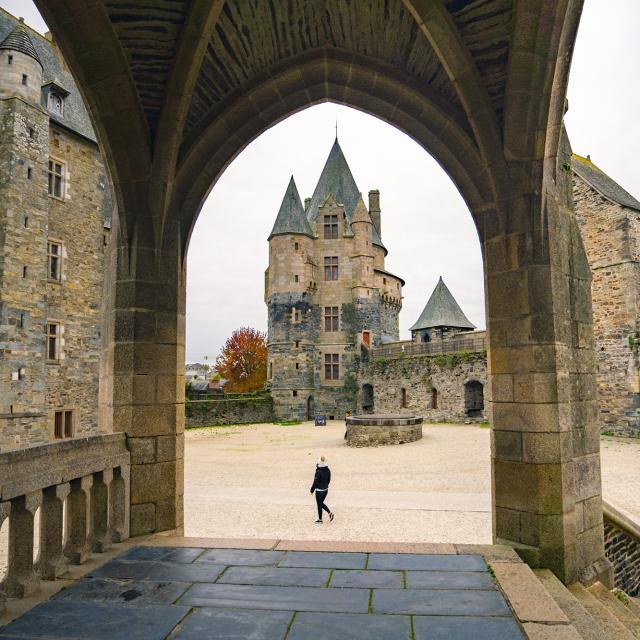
[359,351,488,422]
[573,174,640,436]
[186,393,275,427]
[603,502,640,596]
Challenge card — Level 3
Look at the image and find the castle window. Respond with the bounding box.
[294,242,299,251]
[432,388,438,410]
[291,308,301,323]
[47,240,63,281]
[293,390,298,397]
[28,127,34,138]
[27,167,32,179]
[48,159,65,199]
[324,256,338,281]
[295,363,299,370]
[54,410,73,439]
[47,322,61,362]
[294,275,299,283]
[21,74,27,85]
[48,92,64,117]
[324,353,339,380]
[7,54,12,64]
[295,340,300,348]
[383,278,387,285]
[323,215,338,239]
[24,216,28,227]
[324,306,339,332]
[22,266,27,278]
[401,388,408,408]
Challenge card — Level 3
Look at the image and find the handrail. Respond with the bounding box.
[603,499,640,541]
[371,337,487,358]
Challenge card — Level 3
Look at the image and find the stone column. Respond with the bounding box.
[64,476,92,564]
[487,169,611,585]
[0,502,11,612]
[36,483,70,580]
[3,491,42,597]
[109,465,130,542]
[111,227,185,536]
[89,470,112,552]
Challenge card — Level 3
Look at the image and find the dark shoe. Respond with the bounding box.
[329,512,334,522]
[315,519,323,524]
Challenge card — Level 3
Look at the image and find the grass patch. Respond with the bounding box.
[613,589,630,606]
[478,422,491,429]
[272,420,302,426]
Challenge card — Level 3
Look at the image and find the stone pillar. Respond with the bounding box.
[487,172,611,585]
[0,502,11,612]
[112,229,185,536]
[36,483,70,580]
[89,470,112,552]
[3,491,42,597]
[64,476,92,564]
[109,465,130,542]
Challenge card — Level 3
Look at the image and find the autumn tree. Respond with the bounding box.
[215,327,267,393]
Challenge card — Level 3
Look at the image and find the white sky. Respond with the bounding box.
[3,1,639,364]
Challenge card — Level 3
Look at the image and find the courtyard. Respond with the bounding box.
[184,422,640,544]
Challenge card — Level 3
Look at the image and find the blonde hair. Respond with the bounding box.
[320,455,326,462]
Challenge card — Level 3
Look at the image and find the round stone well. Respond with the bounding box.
[345,414,423,447]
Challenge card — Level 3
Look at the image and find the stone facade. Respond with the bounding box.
[572,157,640,436]
[358,349,488,422]
[0,14,112,451]
[266,141,403,421]
[185,394,275,428]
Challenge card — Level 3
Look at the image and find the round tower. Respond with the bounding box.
[0,19,44,104]
[350,197,375,297]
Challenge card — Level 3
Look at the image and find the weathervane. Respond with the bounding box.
[335,120,338,141]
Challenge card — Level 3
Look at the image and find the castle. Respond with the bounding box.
[0,13,111,450]
[265,139,403,420]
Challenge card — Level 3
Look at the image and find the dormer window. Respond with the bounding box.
[48,92,64,116]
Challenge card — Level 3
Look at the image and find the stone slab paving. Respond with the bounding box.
[0,545,526,639]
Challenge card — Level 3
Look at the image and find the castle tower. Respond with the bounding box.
[410,277,475,343]
[0,19,50,445]
[266,139,404,420]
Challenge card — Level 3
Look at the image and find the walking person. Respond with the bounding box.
[310,455,334,524]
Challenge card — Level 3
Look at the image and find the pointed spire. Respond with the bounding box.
[409,277,476,332]
[268,176,314,240]
[306,139,387,253]
[351,196,372,225]
[0,18,42,66]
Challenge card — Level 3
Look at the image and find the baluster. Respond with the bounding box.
[0,501,11,611]
[109,465,130,543]
[89,471,112,552]
[64,476,92,564]
[3,491,42,597]
[36,483,70,579]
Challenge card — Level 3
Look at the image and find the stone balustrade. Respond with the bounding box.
[0,433,130,610]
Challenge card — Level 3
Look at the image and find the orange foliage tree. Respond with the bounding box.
[215,327,267,393]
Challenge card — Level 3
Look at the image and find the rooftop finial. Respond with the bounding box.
[335,120,338,141]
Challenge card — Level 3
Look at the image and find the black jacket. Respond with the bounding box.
[310,464,331,492]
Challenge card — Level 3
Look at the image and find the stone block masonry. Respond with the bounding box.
[185,394,275,427]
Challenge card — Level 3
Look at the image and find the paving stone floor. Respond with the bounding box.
[0,547,525,639]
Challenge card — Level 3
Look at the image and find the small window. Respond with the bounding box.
[432,388,438,410]
[28,127,34,139]
[291,308,301,323]
[47,92,64,116]
[54,410,73,439]
[294,242,299,251]
[47,240,62,281]
[7,54,12,64]
[323,215,338,239]
[383,278,387,285]
[293,390,298,397]
[294,275,299,283]
[27,167,32,179]
[47,322,60,362]
[21,74,27,85]
[19,313,24,329]
[401,388,408,408]
[22,266,27,278]
[18,367,26,380]
[295,340,300,348]
[24,216,28,228]
[295,363,299,370]
[324,256,338,281]
[48,159,65,199]
[324,306,339,332]
[324,353,340,380]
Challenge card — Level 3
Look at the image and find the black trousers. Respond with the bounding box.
[315,490,331,519]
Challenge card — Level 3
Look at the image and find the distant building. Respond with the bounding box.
[0,13,112,450]
[265,139,404,420]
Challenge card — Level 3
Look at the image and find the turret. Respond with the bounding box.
[0,19,43,104]
[350,196,375,296]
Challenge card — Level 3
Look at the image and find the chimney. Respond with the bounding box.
[304,197,311,212]
[368,190,381,238]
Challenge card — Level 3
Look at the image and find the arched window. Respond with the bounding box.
[431,387,438,410]
[401,387,408,408]
[48,92,64,116]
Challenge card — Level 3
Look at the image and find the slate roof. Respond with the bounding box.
[0,9,97,143]
[306,139,386,253]
[0,19,41,64]
[410,277,475,332]
[268,176,314,240]
[572,154,640,212]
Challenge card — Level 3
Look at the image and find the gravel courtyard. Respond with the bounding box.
[184,421,640,543]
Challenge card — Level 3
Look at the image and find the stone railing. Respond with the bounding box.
[0,433,130,610]
[371,337,487,359]
[603,499,640,596]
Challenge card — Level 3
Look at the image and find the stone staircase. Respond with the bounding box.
[534,569,640,639]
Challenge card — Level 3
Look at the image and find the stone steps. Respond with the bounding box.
[586,583,640,638]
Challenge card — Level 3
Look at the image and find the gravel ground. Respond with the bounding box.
[1,424,638,576]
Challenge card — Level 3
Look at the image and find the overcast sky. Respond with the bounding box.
[3,1,639,364]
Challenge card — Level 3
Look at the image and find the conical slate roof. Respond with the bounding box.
[0,19,41,65]
[410,277,475,332]
[572,154,640,212]
[306,139,386,252]
[268,176,314,240]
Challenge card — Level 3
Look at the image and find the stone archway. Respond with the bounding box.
[34,0,610,585]
[464,380,484,418]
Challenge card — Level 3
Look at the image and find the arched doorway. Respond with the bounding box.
[464,380,484,418]
[362,384,374,414]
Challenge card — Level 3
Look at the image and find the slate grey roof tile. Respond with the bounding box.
[410,277,475,332]
[269,176,314,240]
